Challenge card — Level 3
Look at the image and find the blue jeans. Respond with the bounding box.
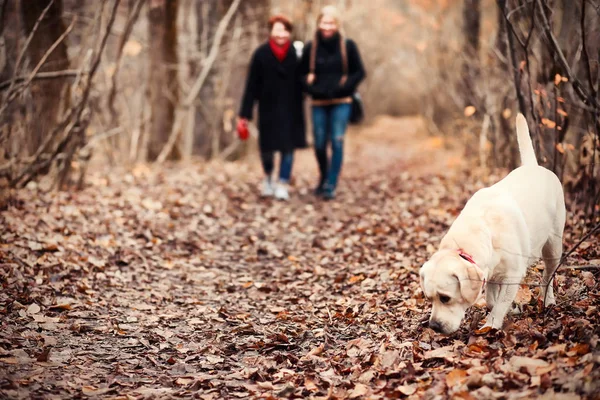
[312,103,352,189]
[260,151,294,182]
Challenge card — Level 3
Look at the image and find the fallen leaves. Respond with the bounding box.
[26,303,40,315]
[508,356,554,376]
[0,117,598,399]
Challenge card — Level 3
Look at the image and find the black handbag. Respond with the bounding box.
[340,37,364,124]
[350,92,364,124]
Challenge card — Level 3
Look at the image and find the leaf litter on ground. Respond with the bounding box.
[0,116,598,399]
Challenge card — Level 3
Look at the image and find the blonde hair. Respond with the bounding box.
[317,5,342,26]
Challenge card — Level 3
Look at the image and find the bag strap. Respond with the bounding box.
[339,35,348,86]
[309,33,318,73]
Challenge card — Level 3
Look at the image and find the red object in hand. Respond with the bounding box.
[237,119,249,140]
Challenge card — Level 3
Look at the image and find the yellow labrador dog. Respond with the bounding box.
[420,114,566,334]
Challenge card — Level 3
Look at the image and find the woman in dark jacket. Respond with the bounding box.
[239,15,306,201]
[300,6,366,200]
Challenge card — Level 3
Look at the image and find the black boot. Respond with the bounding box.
[314,178,326,196]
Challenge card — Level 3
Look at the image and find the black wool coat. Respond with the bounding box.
[239,42,307,153]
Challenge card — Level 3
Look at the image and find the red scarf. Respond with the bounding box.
[269,39,290,62]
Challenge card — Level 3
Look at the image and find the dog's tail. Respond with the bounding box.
[516,113,538,166]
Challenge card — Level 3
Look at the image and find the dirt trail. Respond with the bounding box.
[264,115,465,192]
[1,116,598,399]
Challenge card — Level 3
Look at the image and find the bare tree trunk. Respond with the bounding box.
[21,0,70,156]
[462,0,480,108]
[146,0,180,161]
[193,0,219,156]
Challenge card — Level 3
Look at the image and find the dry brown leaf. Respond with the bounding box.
[446,369,469,387]
[349,383,369,398]
[508,356,552,375]
[423,345,454,360]
[397,384,417,395]
[27,303,41,315]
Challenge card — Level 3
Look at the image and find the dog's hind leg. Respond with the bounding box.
[541,234,563,306]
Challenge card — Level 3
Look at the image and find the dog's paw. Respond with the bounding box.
[509,304,523,315]
[481,318,504,331]
[543,299,556,308]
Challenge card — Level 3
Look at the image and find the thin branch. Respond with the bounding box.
[499,0,527,114]
[22,16,76,89]
[580,0,598,102]
[535,0,599,110]
[0,69,87,91]
[15,0,121,188]
[0,0,8,37]
[183,0,241,108]
[107,0,146,118]
[1,0,55,113]
[156,0,241,163]
[544,221,600,306]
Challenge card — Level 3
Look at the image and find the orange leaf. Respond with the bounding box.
[464,106,476,117]
[446,369,469,387]
[568,343,590,356]
[556,143,565,154]
[557,109,568,117]
[554,74,562,86]
[541,118,556,129]
[519,60,526,70]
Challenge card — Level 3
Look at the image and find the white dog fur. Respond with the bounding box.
[419,113,566,334]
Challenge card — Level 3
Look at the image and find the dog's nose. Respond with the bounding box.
[429,320,443,333]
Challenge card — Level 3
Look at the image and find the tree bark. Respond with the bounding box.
[147,0,180,161]
[21,0,70,156]
[462,0,481,108]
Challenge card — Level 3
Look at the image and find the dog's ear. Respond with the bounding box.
[455,263,484,304]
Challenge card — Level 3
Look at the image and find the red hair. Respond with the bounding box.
[268,14,293,33]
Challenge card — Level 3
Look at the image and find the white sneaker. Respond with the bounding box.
[274,182,289,200]
[261,178,274,197]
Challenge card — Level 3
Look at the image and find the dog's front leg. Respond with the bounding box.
[482,282,519,329]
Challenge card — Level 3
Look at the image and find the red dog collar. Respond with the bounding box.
[458,249,486,289]
[458,249,476,265]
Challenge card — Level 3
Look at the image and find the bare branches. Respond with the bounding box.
[107,0,146,118]
[0,0,55,114]
[499,0,527,115]
[580,0,598,105]
[13,0,122,188]
[156,0,242,163]
[544,221,600,306]
[535,0,599,111]
[183,0,241,108]
[0,70,85,91]
[23,16,76,89]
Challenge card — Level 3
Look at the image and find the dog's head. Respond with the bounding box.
[419,249,484,334]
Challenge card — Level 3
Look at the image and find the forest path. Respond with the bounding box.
[1,116,598,399]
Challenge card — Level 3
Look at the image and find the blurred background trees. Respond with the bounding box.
[0,0,598,222]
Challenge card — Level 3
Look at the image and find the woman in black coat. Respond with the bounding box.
[238,15,306,201]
